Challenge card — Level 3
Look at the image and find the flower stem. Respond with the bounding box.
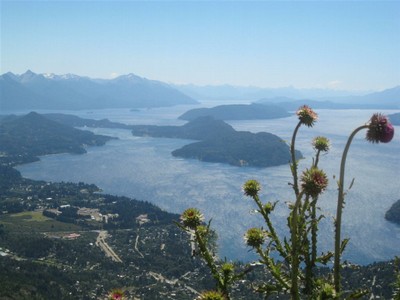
[334,125,368,292]
[291,121,302,197]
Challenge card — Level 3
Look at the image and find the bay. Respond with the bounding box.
[16,106,400,264]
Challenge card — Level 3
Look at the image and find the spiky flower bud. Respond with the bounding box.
[366,113,394,143]
[296,105,318,127]
[312,136,330,152]
[245,227,265,248]
[196,225,209,239]
[221,262,234,276]
[263,202,274,214]
[243,180,261,197]
[181,208,204,230]
[197,290,227,300]
[301,167,328,198]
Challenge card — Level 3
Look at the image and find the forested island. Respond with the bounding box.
[178,103,290,121]
[131,116,302,167]
[388,112,400,125]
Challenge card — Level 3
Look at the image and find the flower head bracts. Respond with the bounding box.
[197,290,227,300]
[108,289,124,300]
[181,208,204,230]
[301,168,328,198]
[296,105,318,127]
[312,136,330,152]
[366,113,394,143]
[245,227,265,248]
[243,180,261,197]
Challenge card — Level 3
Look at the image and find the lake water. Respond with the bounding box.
[16,105,400,264]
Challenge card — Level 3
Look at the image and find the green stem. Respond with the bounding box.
[333,125,368,293]
[194,230,229,298]
[290,191,304,300]
[256,246,290,290]
[290,121,302,197]
[253,195,288,263]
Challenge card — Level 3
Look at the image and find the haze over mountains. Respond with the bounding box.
[176,83,400,109]
[1,70,399,111]
[0,70,197,110]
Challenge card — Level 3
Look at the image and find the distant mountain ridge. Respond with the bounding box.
[175,83,400,108]
[0,70,197,110]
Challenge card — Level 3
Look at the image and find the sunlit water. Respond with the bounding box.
[16,105,400,264]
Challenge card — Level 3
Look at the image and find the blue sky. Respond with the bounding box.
[1,1,400,91]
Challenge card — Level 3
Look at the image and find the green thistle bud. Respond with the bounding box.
[296,105,318,127]
[181,208,204,230]
[245,227,265,248]
[196,225,209,239]
[197,290,227,300]
[221,262,234,276]
[243,180,261,197]
[312,136,330,152]
[263,202,274,214]
[301,167,328,198]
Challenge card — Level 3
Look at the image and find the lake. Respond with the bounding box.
[16,105,400,264]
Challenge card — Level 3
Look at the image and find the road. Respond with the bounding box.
[95,230,122,263]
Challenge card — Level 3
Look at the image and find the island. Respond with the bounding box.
[388,112,400,125]
[385,199,400,225]
[131,116,302,167]
[178,103,290,121]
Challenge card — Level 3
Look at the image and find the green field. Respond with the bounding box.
[0,211,83,232]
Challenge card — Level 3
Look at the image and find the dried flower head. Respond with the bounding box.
[181,208,204,229]
[197,290,227,300]
[301,167,328,198]
[245,227,265,248]
[366,113,394,143]
[296,105,318,127]
[243,180,261,197]
[108,289,124,300]
[312,136,330,152]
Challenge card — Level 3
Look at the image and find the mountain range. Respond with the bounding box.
[0,71,197,111]
[175,84,400,108]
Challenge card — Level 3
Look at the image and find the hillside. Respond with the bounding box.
[388,112,400,125]
[0,112,113,166]
[0,71,197,110]
[385,199,400,225]
[132,116,302,167]
[178,103,290,121]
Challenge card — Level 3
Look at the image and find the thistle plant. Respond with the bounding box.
[333,113,395,292]
[178,208,249,299]
[179,108,394,299]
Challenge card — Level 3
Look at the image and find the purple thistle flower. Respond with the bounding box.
[296,105,318,127]
[366,113,394,143]
[180,208,204,230]
[301,168,328,198]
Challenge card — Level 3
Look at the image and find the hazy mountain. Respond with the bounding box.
[257,86,400,109]
[0,71,197,111]
[179,103,290,121]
